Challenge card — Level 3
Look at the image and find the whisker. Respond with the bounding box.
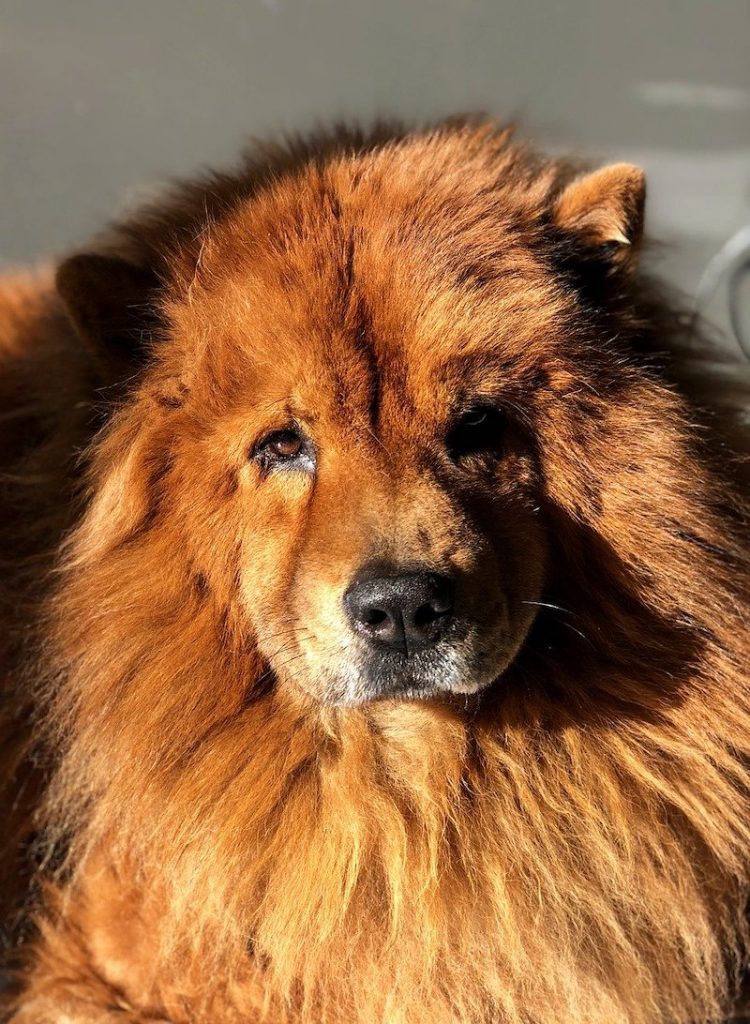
[522,600,580,618]
[559,620,594,647]
[260,626,310,644]
[256,650,310,685]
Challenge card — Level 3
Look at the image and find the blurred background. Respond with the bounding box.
[1,0,749,351]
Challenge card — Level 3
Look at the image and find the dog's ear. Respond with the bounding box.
[553,163,645,267]
[56,252,162,374]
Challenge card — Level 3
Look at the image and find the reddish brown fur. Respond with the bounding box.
[1,119,749,1023]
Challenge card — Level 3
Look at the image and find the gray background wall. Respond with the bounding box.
[1,0,748,346]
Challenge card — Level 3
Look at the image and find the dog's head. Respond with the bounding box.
[57,123,647,708]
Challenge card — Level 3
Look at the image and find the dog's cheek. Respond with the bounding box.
[236,471,317,651]
[460,462,547,615]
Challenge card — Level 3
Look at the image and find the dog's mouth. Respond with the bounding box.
[274,616,531,708]
[354,625,510,703]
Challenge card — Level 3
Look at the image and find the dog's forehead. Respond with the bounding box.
[182,163,564,423]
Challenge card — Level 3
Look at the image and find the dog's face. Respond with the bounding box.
[182,274,548,706]
[168,260,550,706]
[60,131,645,708]
[220,359,544,707]
[242,364,545,707]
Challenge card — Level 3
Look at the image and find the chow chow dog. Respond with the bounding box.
[1,118,749,1024]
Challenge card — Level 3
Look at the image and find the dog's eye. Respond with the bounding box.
[252,427,314,473]
[265,429,303,459]
[446,405,505,460]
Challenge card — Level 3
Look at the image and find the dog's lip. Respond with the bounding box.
[332,679,490,709]
[343,665,496,705]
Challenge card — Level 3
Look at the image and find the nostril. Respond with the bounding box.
[363,607,388,627]
[413,602,448,628]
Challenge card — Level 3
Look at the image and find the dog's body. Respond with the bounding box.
[1,120,749,1024]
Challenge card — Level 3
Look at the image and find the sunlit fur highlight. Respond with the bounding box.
[1,119,749,1024]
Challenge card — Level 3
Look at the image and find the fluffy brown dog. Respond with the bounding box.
[1,119,749,1024]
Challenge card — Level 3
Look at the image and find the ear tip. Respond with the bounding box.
[55,254,94,307]
[56,252,112,296]
[55,252,85,285]
[56,252,157,298]
[585,163,646,202]
[607,161,645,180]
[616,163,646,198]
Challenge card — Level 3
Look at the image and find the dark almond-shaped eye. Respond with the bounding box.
[266,429,304,459]
[252,426,314,474]
[446,405,506,461]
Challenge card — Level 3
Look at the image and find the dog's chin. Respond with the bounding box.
[306,645,518,708]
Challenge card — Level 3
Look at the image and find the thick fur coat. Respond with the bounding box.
[1,119,749,1024]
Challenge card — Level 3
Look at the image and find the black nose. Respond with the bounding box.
[344,568,455,656]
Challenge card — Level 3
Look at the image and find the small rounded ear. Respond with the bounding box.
[56,252,161,371]
[553,163,646,264]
